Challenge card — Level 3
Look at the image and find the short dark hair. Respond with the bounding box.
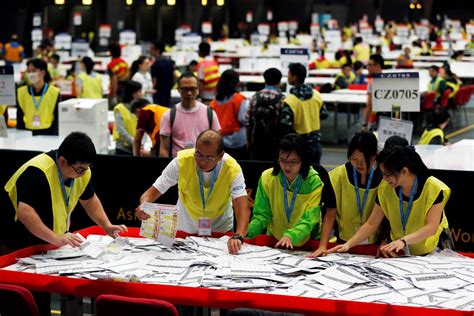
[51,54,60,61]
[263,67,282,86]
[354,37,363,45]
[177,71,198,87]
[429,65,439,72]
[341,63,352,69]
[216,69,239,101]
[153,41,166,54]
[353,61,364,71]
[272,134,311,179]
[428,109,450,127]
[377,145,431,179]
[196,130,224,154]
[288,63,307,84]
[199,42,211,56]
[369,54,384,68]
[27,58,52,83]
[130,98,151,114]
[81,56,95,74]
[58,132,96,165]
[123,80,142,103]
[108,43,121,58]
[384,135,409,149]
[347,131,378,170]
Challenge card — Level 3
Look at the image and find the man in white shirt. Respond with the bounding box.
[136,130,250,254]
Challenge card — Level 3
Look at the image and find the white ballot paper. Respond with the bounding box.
[139,203,179,247]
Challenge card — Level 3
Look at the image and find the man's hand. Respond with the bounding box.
[56,233,83,248]
[103,224,128,238]
[275,236,293,249]
[308,245,327,258]
[227,238,243,255]
[135,206,151,221]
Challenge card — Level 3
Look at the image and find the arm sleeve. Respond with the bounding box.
[211,110,221,131]
[114,111,134,145]
[429,136,443,145]
[237,99,249,125]
[230,170,247,199]
[152,158,179,194]
[283,186,322,245]
[246,177,272,239]
[159,110,171,136]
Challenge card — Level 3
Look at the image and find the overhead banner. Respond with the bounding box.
[372,72,420,112]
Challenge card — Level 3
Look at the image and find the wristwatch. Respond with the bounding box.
[230,234,244,243]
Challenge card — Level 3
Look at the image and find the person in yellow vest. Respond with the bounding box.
[310,131,383,257]
[329,145,453,257]
[0,104,8,125]
[75,56,103,99]
[113,80,143,155]
[419,109,450,145]
[427,65,447,103]
[353,37,371,64]
[3,132,127,252]
[333,63,356,90]
[443,65,462,108]
[280,63,324,164]
[47,54,62,81]
[247,134,323,248]
[3,34,25,65]
[197,42,220,104]
[16,58,60,136]
[135,130,250,255]
[130,98,169,157]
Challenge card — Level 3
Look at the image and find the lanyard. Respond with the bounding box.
[399,176,418,235]
[282,174,302,222]
[55,152,75,229]
[29,83,48,112]
[198,167,218,213]
[353,165,375,224]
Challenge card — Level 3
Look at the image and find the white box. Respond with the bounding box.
[59,99,109,154]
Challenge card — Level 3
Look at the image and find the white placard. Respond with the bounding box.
[378,116,414,146]
[181,34,202,50]
[54,33,72,50]
[267,10,273,21]
[0,116,7,138]
[33,14,41,27]
[310,23,320,37]
[397,25,409,38]
[99,24,112,38]
[0,66,17,105]
[324,30,342,52]
[278,21,289,32]
[289,21,298,31]
[201,22,212,34]
[31,29,43,42]
[73,12,82,26]
[258,23,270,36]
[372,72,420,112]
[119,31,136,46]
[415,25,429,40]
[375,18,384,33]
[246,11,253,23]
[71,41,90,57]
[280,48,309,77]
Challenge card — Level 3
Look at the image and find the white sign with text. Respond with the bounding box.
[372,72,420,112]
[280,48,309,76]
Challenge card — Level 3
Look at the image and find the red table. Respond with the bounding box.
[0,226,472,316]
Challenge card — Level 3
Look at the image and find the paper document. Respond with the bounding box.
[139,203,179,247]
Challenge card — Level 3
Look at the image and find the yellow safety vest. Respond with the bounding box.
[284,91,323,134]
[428,76,443,98]
[329,164,379,243]
[142,104,169,145]
[5,153,91,235]
[48,65,61,80]
[0,105,7,115]
[113,103,137,146]
[17,84,60,130]
[378,176,450,255]
[77,72,103,99]
[446,80,460,99]
[260,168,323,246]
[176,148,241,221]
[334,72,355,90]
[419,128,444,145]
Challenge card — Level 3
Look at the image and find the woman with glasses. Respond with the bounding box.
[246,134,323,248]
[311,131,382,257]
[329,145,453,257]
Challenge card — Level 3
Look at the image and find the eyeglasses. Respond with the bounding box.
[179,86,199,93]
[279,158,301,167]
[70,163,91,175]
[195,152,219,162]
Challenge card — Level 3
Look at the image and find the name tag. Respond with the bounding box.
[198,217,212,236]
[32,115,41,127]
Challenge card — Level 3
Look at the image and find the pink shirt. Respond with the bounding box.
[160,102,221,157]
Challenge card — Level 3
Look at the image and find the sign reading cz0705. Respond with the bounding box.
[372,72,420,112]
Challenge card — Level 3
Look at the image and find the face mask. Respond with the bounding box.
[27,72,40,84]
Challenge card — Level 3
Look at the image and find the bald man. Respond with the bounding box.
[136,130,250,254]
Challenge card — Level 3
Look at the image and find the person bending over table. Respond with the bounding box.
[328,145,454,257]
[246,134,323,249]
[136,130,250,254]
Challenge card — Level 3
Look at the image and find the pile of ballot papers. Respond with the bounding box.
[3,234,474,311]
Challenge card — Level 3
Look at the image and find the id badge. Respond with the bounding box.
[32,115,41,127]
[198,217,212,236]
[355,226,369,245]
[184,141,194,149]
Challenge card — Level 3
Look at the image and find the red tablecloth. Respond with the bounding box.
[0,226,472,316]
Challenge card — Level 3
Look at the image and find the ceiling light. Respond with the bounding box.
[217,0,224,6]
